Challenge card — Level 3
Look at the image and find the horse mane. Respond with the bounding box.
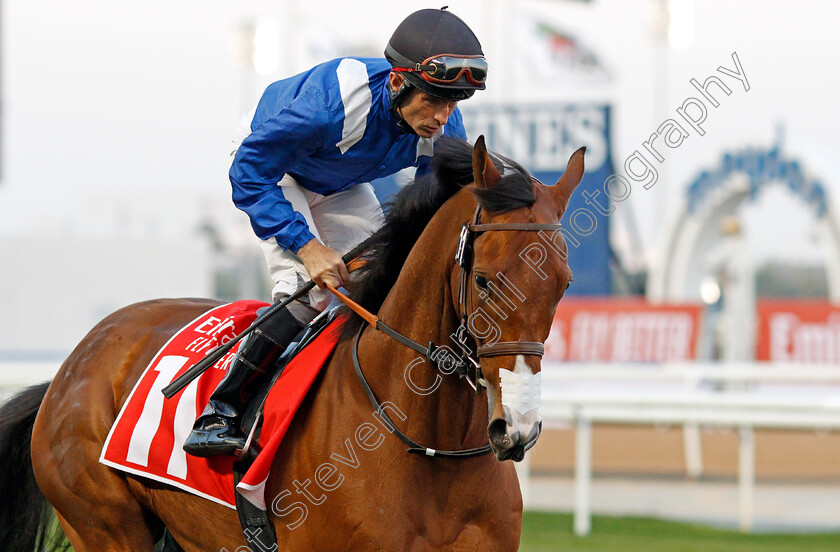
[338,136,535,340]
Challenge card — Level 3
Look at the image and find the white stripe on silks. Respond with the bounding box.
[336,58,372,154]
[126,355,189,467]
[166,377,200,479]
[415,126,444,160]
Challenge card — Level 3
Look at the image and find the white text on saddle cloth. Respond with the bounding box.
[183,315,239,356]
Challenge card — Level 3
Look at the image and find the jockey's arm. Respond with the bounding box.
[230,87,350,290]
[229,87,329,254]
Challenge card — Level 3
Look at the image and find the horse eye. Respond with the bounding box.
[565,281,572,291]
[475,275,489,289]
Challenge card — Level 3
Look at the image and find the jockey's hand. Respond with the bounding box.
[297,239,351,290]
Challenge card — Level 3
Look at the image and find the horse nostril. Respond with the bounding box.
[488,418,525,451]
[488,418,509,444]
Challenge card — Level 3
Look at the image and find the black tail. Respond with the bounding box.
[0,382,70,551]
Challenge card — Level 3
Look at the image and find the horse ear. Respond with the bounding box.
[472,135,502,189]
[552,147,586,212]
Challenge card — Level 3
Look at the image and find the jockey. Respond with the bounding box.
[184,7,488,457]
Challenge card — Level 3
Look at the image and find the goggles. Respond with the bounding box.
[395,54,488,86]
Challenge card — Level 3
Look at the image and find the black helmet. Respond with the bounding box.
[385,8,487,102]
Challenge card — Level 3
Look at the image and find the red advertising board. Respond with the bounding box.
[756,300,840,362]
[544,299,704,362]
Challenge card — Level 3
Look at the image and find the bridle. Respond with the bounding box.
[452,205,562,392]
[344,202,563,459]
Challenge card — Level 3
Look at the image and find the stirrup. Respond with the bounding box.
[183,414,247,458]
[184,309,304,458]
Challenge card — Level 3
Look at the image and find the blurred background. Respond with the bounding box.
[1,0,839,546]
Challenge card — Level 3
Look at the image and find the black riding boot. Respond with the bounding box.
[183,308,304,458]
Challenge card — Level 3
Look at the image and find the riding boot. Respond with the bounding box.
[183,308,304,458]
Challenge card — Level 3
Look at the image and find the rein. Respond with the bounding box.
[329,205,562,459]
[352,325,492,458]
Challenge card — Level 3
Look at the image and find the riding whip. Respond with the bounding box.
[161,237,373,399]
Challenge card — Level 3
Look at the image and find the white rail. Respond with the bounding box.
[4,361,840,533]
[532,362,840,535]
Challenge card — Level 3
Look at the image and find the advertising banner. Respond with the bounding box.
[756,300,840,363]
[544,299,704,362]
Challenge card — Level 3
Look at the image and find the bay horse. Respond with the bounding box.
[0,136,583,551]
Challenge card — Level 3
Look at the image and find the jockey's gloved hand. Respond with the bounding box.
[297,238,351,290]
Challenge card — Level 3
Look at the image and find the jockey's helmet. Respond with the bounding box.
[385,7,487,102]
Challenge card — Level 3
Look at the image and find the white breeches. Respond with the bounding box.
[258,175,383,317]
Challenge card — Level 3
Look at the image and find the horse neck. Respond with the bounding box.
[356,193,488,450]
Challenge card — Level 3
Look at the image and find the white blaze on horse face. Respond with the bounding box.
[499,355,542,442]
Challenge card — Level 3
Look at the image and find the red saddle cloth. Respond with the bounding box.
[100,300,342,510]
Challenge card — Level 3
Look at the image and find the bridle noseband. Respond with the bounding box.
[348,203,562,459]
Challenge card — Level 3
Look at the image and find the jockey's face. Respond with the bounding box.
[389,72,457,138]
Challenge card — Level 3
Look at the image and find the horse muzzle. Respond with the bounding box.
[488,407,542,462]
[486,360,542,461]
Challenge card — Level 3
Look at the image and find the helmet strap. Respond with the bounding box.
[387,78,418,135]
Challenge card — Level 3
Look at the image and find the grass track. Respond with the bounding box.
[46,511,840,551]
[520,512,840,552]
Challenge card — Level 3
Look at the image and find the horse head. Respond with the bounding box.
[461,136,584,461]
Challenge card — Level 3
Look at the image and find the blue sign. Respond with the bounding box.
[462,104,614,295]
[371,104,614,295]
